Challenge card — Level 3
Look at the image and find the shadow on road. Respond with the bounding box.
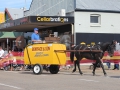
[110,76,120,78]
[19,71,52,75]
[59,71,102,76]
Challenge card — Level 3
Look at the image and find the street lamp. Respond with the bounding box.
[24,0,27,10]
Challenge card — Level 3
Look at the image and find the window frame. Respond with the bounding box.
[90,14,101,26]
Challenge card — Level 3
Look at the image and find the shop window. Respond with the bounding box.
[90,14,101,26]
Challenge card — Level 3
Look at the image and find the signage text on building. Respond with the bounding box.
[37,17,68,23]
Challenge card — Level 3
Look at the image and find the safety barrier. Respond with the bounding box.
[0,50,120,68]
[0,52,24,68]
[65,51,120,65]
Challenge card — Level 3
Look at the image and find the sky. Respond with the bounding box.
[0,0,32,11]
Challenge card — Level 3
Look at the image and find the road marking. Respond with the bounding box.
[3,71,18,73]
[0,83,22,89]
[79,79,99,82]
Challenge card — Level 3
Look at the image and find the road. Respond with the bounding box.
[0,67,120,90]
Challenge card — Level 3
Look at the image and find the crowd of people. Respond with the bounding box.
[0,45,24,71]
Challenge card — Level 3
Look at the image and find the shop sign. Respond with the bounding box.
[37,17,68,23]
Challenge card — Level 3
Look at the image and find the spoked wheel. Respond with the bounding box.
[4,66,10,71]
[33,64,43,75]
[49,65,59,74]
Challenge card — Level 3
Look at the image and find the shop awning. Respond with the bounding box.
[0,32,16,39]
[0,16,74,32]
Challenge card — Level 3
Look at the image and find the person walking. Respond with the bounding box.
[113,40,119,70]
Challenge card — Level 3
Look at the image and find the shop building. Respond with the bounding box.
[25,0,120,44]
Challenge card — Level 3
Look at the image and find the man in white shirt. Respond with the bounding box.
[0,46,4,59]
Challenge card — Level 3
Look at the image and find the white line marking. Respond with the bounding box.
[3,71,19,73]
[0,83,22,89]
[79,79,99,82]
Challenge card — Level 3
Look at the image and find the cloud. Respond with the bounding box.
[0,0,32,11]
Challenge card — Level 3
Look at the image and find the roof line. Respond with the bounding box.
[5,8,13,20]
[24,0,33,12]
[75,9,120,13]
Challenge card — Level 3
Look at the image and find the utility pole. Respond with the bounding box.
[25,0,27,10]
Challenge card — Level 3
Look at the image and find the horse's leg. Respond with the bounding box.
[99,59,107,76]
[92,61,99,76]
[72,52,77,73]
[76,59,83,75]
[74,52,83,75]
[72,60,77,73]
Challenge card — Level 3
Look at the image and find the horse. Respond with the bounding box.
[70,41,116,76]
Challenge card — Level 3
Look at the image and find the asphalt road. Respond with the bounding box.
[0,67,120,90]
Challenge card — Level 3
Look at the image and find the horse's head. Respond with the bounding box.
[107,41,116,57]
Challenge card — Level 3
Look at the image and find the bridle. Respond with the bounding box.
[107,44,115,55]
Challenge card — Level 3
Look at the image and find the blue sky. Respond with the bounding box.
[0,0,32,11]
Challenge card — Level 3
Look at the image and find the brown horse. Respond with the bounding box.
[70,41,115,76]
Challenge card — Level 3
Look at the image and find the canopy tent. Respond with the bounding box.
[0,32,16,52]
[0,32,16,38]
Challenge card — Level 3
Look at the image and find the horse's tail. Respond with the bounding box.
[70,51,74,62]
[70,46,75,62]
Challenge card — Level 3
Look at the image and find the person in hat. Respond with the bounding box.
[31,28,41,43]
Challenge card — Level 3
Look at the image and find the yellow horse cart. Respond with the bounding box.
[24,43,66,75]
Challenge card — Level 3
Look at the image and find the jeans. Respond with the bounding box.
[106,62,111,69]
[113,64,119,70]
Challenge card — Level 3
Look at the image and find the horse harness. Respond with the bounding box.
[74,44,104,59]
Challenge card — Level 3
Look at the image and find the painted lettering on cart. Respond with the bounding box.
[37,17,68,23]
[32,47,50,51]
[34,52,49,57]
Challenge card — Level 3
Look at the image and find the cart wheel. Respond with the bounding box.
[49,65,59,74]
[4,66,9,71]
[33,64,43,75]
[4,66,10,71]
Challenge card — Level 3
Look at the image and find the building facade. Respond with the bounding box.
[74,11,120,44]
[0,9,24,50]
[0,12,4,23]
[5,8,24,21]
[24,0,120,44]
[1,0,120,45]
